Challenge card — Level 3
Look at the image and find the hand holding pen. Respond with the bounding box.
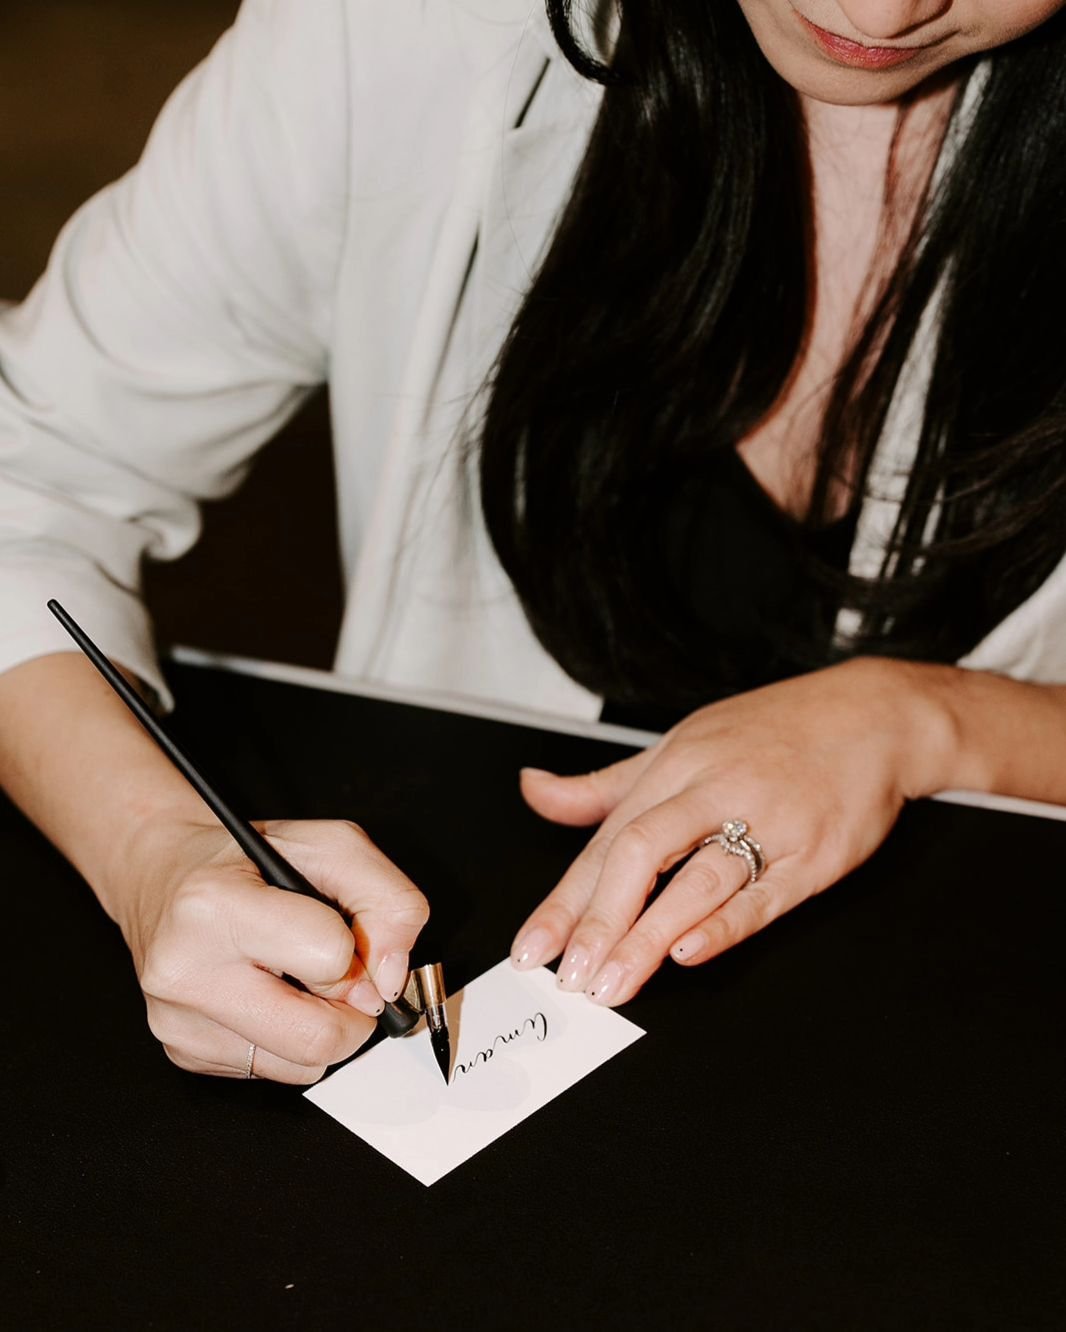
[48,601,435,1084]
[125,815,429,1081]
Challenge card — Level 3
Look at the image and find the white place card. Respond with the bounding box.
[305,959,645,1186]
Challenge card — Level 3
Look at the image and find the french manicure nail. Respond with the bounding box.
[587,961,626,1005]
[375,952,409,1003]
[511,926,553,969]
[348,979,385,1017]
[556,945,591,991]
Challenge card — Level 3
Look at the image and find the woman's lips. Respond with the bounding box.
[796,13,929,69]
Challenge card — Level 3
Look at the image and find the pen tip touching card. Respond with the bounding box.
[304,959,644,1186]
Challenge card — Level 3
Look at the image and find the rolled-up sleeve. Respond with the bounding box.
[0,0,350,705]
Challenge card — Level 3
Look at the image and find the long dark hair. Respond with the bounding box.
[478,1,1066,710]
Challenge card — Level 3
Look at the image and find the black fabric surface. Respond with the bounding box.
[3,661,1064,1330]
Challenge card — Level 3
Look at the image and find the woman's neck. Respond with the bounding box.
[736,80,960,520]
[801,80,959,228]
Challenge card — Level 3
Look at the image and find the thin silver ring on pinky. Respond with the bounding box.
[243,1042,257,1080]
[701,818,766,885]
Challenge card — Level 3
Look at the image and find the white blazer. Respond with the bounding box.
[0,0,1062,720]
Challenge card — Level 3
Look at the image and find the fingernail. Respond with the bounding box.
[520,766,555,780]
[348,979,385,1017]
[556,945,591,991]
[587,961,627,1005]
[511,926,553,969]
[375,952,409,1003]
[672,932,703,961]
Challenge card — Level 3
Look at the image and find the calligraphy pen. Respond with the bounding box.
[47,598,452,1083]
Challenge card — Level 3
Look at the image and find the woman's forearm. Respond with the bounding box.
[0,652,428,1079]
[0,652,212,924]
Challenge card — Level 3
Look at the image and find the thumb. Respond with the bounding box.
[519,749,654,826]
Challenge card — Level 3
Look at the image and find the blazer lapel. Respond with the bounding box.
[471,44,602,381]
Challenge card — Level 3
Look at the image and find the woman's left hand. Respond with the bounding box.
[510,657,954,1005]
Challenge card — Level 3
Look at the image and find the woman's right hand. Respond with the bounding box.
[0,654,428,1083]
[114,815,429,1082]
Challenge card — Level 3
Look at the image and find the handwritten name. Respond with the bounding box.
[451,1012,549,1081]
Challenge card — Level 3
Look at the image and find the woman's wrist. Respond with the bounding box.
[846,655,1066,807]
[835,656,965,801]
[0,654,212,920]
[96,801,221,938]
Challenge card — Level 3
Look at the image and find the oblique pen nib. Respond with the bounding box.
[412,963,450,1084]
[430,1023,451,1084]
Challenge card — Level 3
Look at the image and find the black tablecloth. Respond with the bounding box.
[3,662,1064,1329]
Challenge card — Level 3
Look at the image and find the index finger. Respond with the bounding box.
[265,821,430,1001]
[221,875,360,988]
[511,786,701,977]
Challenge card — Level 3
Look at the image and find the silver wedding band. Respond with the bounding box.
[243,1042,256,1080]
[702,818,766,885]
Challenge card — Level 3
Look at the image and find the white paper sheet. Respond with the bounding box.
[304,960,645,1186]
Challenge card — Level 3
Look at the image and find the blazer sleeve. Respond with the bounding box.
[0,0,351,705]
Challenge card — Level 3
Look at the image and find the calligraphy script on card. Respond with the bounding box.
[305,960,645,1185]
[451,1011,548,1081]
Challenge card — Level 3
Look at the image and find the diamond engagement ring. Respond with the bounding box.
[702,819,766,884]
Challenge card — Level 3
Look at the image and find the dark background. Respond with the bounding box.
[1,0,343,668]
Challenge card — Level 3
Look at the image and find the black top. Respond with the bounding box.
[602,446,858,730]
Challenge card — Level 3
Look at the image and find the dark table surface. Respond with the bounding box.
[3,661,1064,1330]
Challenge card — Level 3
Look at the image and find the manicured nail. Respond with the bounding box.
[348,979,385,1017]
[672,932,703,961]
[375,952,409,1003]
[511,926,553,970]
[556,945,591,991]
[587,961,626,1005]
[520,767,555,780]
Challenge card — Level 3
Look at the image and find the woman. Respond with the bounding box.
[1,0,1064,1080]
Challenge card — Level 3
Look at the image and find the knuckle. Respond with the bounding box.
[586,767,617,802]
[610,937,658,974]
[295,1015,349,1068]
[144,1001,180,1045]
[172,875,226,932]
[703,884,776,954]
[741,883,775,927]
[532,902,578,943]
[609,820,658,871]
[140,945,194,1004]
[584,833,613,867]
[653,732,701,775]
[634,905,692,959]
[703,912,742,953]
[161,1042,201,1074]
[579,905,627,937]
[677,858,726,905]
[309,919,356,981]
[334,818,368,844]
[627,915,676,958]
[391,890,430,930]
